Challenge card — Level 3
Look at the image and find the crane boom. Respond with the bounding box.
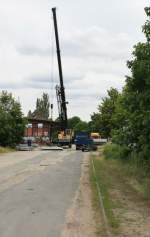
[52,7,68,130]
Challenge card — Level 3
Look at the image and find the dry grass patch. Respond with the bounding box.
[0,147,15,154]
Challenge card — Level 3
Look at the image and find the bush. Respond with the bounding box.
[103,143,130,160]
[104,144,150,175]
[130,150,150,174]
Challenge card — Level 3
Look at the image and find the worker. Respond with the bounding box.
[27,139,32,150]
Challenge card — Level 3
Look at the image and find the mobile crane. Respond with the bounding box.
[52,8,73,148]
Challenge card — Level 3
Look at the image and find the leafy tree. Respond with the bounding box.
[112,7,150,166]
[90,88,119,137]
[0,91,26,147]
[67,116,89,132]
[90,7,150,170]
[68,116,81,129]
[74,121,89,132]
[89,112,102,132]
[28,93,50,120]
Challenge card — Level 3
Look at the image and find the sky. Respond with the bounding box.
[0,0,149,121]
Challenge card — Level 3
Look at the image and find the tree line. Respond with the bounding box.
[90,7,150,170]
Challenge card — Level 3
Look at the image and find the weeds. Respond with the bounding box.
[90,154,120,236]
[0,147,15,154]
[103,143,150,201]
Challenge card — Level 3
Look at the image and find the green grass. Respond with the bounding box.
[90,152,120,236]
[103,143,130,160]
[0,147,15,154]
[90,145,150,236]
[90,158,106,237]
[103,143,150,201]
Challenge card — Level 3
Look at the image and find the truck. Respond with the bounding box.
[74,132,97,151]
[90,132,107,145]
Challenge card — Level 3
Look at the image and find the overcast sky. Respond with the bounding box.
[0,0,149,120]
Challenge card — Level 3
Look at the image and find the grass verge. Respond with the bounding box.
[90,149,120,236]
[90,145,150,237]
[90,159,106,237]
[104,143,150,201]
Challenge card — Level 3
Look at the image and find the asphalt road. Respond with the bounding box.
[0,149,83,237]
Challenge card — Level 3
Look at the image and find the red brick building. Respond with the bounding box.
[25,118,58,138]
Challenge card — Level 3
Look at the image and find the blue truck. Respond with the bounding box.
[74,132,97,151]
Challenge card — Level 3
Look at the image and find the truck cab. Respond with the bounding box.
[74,132,97,151]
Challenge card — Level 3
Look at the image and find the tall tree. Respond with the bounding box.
[113,7,150,163]
[74,121,89,132]
[68,116,81,129]
[91,88,119,137]
[28,93,50,120]
[0,91,26,146]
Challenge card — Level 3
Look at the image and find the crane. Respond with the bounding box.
[52,7,68,131]
[52,7,72,147]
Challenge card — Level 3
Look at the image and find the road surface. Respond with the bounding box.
[0,149,83,237]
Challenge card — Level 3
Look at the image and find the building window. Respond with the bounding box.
[38,123,43,128]
[26,123,32,128]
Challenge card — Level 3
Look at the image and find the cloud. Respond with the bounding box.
[62,27,133,61]
[17,26,133,61]
[0,0,149,120]
[0,82,20,89]
[16,45,50,57]
[22,74,82,89]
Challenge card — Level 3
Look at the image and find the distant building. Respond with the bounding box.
[25,118,58,138]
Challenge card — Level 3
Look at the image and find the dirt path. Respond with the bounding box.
[61,153,97,237]
[111,180,150,237]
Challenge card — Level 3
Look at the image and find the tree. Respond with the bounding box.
[0,91,26,147]
[27,110,32,118]
[68,116,81,129]
[90,88,119,137]
[112,7,150,165]
[74,121,89,132]
[67,116,89,132]
[90,112,102,132]
[28,93,50,120]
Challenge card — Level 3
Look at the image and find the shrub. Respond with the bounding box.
[103,143,130,160]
